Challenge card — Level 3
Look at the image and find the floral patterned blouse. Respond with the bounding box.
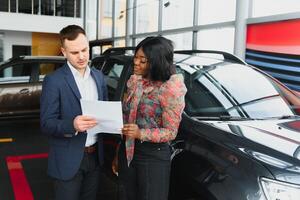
[123,74,187,165]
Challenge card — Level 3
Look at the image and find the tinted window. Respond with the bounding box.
[0,64,31,83]
[183,63,300,119]
[41,0,54,15]
[19,0,32,14]
[0,0,8,12]
[38,62,63,81]
[103,62,125,100]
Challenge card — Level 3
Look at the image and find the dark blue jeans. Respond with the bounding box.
[118,140,171,200]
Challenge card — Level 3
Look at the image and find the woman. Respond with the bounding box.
[114,36,187,200]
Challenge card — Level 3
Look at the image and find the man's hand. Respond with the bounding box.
[73,115,98,132]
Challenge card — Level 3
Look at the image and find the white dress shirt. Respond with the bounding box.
[68,61,98,147]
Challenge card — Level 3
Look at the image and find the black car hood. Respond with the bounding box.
[204,118,300,183]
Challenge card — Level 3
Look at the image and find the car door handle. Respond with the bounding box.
[19,88,29,94]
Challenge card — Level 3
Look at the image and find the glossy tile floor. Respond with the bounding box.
[0,119,118,200]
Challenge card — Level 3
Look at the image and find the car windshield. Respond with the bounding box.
[181,63,300,119]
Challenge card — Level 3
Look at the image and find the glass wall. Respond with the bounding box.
[114,39,126,47]
[0,0,81,17]
[197,27,235,53]
[0,1,9,12]
[114,0,127,37]
[33,0,40,14]
[0,34,3,62]
[100,0,237,53]
[10,0,17,12]
[198,0,236,25]
[41,0,54,16]
[19,0,32,14]
[251,0,300,17]
[98,0,300,56]
[165,32,193,50]
[162,0,193,30]
[100,0,113,39]
[136,0,158,33]
[85,0,98,40]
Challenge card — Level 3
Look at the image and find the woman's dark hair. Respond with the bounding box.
[135,36,175,81]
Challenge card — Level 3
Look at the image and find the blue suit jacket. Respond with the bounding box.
[40,63,108,180]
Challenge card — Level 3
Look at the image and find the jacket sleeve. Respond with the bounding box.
[40,75,76,138]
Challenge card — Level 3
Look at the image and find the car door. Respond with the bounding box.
[31,60,65,114]
[0,61,35,118]
[101,58,132,101]
[94,56,132,172]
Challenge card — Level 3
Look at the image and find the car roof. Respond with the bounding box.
[97,48,245,64]
[92,48,247,69]
[0,55,65,66]
[102,47,136,56]
[174,50,245,64]
[19,55,65,60]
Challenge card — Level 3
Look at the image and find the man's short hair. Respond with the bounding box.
[59,25,86,46]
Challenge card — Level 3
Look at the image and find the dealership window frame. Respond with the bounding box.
[94,0,300,59]
[0,0,80,17]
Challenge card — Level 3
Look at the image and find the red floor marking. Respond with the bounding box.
[6,153,48,200]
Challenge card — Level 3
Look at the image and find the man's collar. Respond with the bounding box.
[67,61,90,79]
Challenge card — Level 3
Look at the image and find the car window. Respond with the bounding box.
[184,63,300,119]
[0,63,31,83]
[92,58,106,70]
[38,62,63,81]
[103,62,125,100]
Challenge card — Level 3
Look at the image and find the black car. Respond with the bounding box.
[91,48,300,200]
[0,55,65,119]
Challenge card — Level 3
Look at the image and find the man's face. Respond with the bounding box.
[61,33,89,72]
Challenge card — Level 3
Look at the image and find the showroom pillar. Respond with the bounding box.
[234,0,249,60]
[125,0,132,46]
[83,0,98,41]
[83,0,86,31]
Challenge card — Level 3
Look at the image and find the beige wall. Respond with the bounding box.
[32,32,61,56]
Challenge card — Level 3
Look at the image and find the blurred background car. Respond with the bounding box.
[0,55,65,119]
[91,48,300,200]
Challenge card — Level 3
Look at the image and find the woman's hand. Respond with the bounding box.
[112,153,118,176]
[122,123,141,139]
[112,144,120,176]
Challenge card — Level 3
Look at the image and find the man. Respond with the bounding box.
[40,25,108,200]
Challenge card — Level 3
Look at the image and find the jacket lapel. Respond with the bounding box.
[63,65,82,100]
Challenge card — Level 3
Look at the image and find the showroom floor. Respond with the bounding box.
[0,119,117,200]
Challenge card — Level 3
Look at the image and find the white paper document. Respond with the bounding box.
[80,99,123,135]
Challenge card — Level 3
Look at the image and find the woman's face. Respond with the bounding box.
[133,48,150,78]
